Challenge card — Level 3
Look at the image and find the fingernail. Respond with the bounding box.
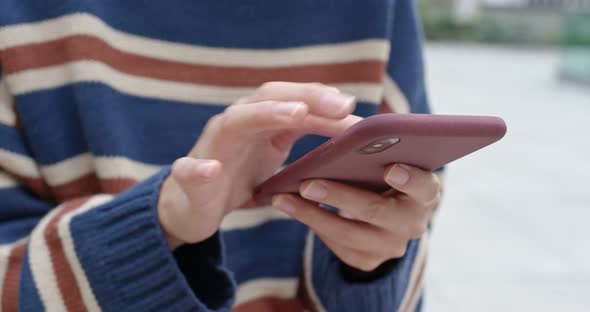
[387,165,409,185]
[273,195,297,215]
[321,93,355,115]
[273,102,304,118]
[301,181,328,201]
[195,160,218,178]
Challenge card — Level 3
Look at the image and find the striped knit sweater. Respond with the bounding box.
[0,1,431,311]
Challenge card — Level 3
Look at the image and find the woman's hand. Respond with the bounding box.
[157,82,362,249]
[272,164,441,272]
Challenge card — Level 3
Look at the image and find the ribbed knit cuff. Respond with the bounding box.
[69,166,235,312]
[309,234,420,311]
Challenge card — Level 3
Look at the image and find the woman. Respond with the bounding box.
[0,1,440,311]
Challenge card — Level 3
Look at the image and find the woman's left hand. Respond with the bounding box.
[272,164,441,272]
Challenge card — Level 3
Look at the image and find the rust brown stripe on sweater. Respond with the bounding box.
[3,35,386,87]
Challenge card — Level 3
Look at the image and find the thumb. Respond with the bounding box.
[164,157,224,244]
[171,157,223,209]
[171,157,222,189]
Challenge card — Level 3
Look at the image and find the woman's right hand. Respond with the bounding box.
[157,82,363,249]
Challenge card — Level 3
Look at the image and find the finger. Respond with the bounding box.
[300,114,363,137]
[299,179,424,234]
[171,157,222,205]
[315,232,385,272]
[271,114,362,143]
[168,157,225,241]
[272,194,389,250]
[220,101,309,136]
[270,130,302,153]
[299,179,428,238]
[247,82,356,119]
[316,230,407,262]
[384,164,442,204]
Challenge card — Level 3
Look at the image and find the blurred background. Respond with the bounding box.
[418,0,590,311]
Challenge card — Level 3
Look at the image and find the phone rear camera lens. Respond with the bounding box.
[359,137,400,154]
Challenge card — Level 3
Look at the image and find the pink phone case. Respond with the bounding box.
[254,113,507,205]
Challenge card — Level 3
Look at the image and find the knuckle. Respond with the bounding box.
[234,96,250,105]
[390,243,408,258]
[259,81,276,90]
[432,173,442,189]
[340,229,357,245]
[353,256,382,272]
[201,114,225,138]
[216,114,233,130]
[207,113,228,131]
[309,82,340,94]
[223,104,239,115]
[206,113,224,126]
[362,201,387,223]
[303,83,324,96]
[307,82,326,89]
[430,174,442,196]
[428,190,442,208]
[258,81,282,94]
[339,227,364,247]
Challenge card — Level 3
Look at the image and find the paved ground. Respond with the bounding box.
[422,43,590,311]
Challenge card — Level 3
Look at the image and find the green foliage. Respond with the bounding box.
[563,11,590,46]
[418,0,479,41]
[417,1,588,46]
[477,10,561,45]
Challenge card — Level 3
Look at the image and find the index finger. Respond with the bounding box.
[301,114,363,137]
[244,82,356,119]
[219,100,309,136]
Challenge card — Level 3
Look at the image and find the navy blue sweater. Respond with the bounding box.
[0,1,431,311]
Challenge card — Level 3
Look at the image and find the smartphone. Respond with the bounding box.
[253,113,507,205]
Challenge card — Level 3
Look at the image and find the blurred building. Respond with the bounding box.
[422,0,590,84]
[456,0,590,21]
[454,0,590,44]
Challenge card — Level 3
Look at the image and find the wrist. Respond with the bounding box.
[158,177,187,250]
[163,230,184,250]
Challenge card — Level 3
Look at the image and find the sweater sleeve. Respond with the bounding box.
[0,85,235,311]
[301,2,431,311]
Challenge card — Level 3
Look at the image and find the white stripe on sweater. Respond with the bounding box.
[234,278,298,307]
[28,205,68,311]
[0,170,18,189]
[41,153,162,185]
[57,195,113,312]
[0,13,389,67]
[383,75,410,114]
[221,207,290,231]
[0,150,162,185]
[94,156,162,181]
[398,232,429,312]
[40,153,96,185]
[7,61,384,105]
[0,243,13,306]
[0,78,16,127]
[0,148,40,178]
[303,231,328,312]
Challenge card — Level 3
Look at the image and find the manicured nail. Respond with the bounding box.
[301,181,328,201]
[273,195,297,215]
[273,102,304,118]
[387,165,409,185]
[321,92,355,115]
[195,160,219,178]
